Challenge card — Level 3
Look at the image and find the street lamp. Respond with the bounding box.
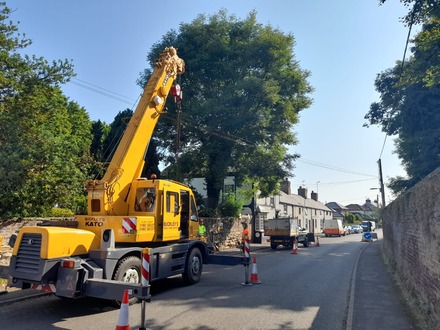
[316,181,320,194]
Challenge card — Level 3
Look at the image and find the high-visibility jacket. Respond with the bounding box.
[242,228,249,242]
[198,224,207,236]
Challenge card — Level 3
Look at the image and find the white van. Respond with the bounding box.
[324,219,346,237]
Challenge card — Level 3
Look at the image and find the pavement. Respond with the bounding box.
[0,237,420,330]
[348,238,418,330]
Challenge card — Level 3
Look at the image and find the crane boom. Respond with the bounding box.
[86,47,184,216]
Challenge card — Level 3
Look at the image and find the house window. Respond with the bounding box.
[283,204,287,213]
[270,197,274,205]
[224,184,235,194]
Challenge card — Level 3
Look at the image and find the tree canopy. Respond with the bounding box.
[0,3,92,217]
[365,4,440,194]
[140,10,313,209]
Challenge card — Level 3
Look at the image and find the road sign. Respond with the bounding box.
[363,232,372,240]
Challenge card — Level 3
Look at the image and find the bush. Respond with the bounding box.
[218,194,243,217]
[50,208,74,217]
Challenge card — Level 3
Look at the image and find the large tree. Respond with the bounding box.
[0,3,91,217]
[139,10,313,209]
[365,7,440,194]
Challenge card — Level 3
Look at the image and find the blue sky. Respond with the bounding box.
[7,0,415,206]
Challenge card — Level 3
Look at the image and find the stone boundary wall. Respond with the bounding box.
[382,167,440,324]
[201,217,249,250]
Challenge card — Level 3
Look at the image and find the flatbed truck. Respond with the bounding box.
[264,217,315,249]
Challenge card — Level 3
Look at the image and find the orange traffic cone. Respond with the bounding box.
[291,239,298,254]
[316,236,320,247]
[250,257,262,284]
[115,290,130,330]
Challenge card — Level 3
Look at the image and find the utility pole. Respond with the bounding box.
[378,159,386,207]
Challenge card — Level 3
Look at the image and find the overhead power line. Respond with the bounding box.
[69,77,378,181]
[69,78,137,105]
[298,159,378,178]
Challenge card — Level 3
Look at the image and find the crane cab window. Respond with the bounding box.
[166,191,179,213]
[135,188,156,212]
[190,196,198,222]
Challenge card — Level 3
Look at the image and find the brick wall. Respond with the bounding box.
[382,167,440,324]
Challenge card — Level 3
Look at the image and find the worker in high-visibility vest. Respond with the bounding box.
[241,221,249,253]
[198,219,207,242]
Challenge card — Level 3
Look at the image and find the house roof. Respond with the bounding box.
[325,202,348,211]
[332,210,344,218]
[362,201,378,211]
[345,204,365,212]
[279,191,331,211]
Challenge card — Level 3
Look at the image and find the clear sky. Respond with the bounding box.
[7,0,415,206]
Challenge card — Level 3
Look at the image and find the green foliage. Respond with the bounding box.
[344,213,355,224]
[379,0,440,26]
[365,10,440,195]
[198,207,218,218]
[50,207,74,217]
[0,3,92,218]
[218,194,243,217]
[90,109,162,181]
[141,9,312,209]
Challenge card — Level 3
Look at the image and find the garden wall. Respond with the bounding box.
[382,167,440,325]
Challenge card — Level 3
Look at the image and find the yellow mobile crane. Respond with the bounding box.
[8,47,248,301]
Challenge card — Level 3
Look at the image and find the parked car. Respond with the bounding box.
[344,226,352,235]
[351,225,363,233]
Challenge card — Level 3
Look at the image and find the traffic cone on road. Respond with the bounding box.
[250,257,262,284]
[115,290,130,330]
[316,236,320,247]
[291,239,298,254]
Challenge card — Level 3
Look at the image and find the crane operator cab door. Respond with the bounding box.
[162,186,199,241]
[163,189,181,241]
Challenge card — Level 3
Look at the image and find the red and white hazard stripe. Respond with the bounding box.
[244,239,250,258]
[122,217,137,233]
[141,248,150,287]
[31,283,56,293]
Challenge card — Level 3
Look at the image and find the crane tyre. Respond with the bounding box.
[182,248,202,285]
[113,256,141,305]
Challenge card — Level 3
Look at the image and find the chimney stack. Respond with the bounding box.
[311,191,318,201]
[281,178,291,195]
[298,186,307,199]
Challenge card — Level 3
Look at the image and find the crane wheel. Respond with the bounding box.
[112,256,141,305]
[182,248,202,285]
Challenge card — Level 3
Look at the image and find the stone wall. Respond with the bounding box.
[382,167,440,325]
[201,217,248,250]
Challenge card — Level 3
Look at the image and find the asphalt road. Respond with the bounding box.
[0,230,417,329]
